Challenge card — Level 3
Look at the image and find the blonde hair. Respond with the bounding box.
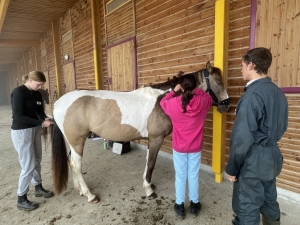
[22,71,46,83]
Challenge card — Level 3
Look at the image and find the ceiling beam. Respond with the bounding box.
[0,39,39,47]
[0,0,11,35]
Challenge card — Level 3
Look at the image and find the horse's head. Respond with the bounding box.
[150,61,230,113]
[194,61,230,113]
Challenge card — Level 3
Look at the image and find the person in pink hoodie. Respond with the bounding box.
[160,74,212,219]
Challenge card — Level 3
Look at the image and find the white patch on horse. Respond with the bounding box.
[54,87,166,137]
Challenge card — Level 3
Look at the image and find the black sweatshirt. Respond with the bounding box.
[11,85,47,130]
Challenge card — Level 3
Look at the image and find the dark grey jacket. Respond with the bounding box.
[226,77,288,180]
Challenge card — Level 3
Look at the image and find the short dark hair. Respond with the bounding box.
[242,47,272,75]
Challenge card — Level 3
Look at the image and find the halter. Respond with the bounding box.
[202,69,231,106]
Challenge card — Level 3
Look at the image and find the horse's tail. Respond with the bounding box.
[51,119,69,194]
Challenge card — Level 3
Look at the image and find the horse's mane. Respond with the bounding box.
[150,72,184,90]
[150,66,223,91]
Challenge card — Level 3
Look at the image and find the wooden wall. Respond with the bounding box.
[40,31,57,115]
[226,0,251,167]
[134,0,216,164]
[99,0,216,163]
[71,0,95,90]
[278,94,300,193]
[100,0,135,90]
[11,0,95,113]
[255,0,300,88]
[255,0,300,194]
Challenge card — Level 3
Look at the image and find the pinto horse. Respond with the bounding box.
[51,61,230,203]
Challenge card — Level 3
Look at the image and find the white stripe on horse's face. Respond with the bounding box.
[54,87,166,137]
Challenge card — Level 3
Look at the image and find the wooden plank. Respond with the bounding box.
[138,52,214,72]
[138,28,214,56]
[138,42,214,66]
[230,0,250,12]
[229,5,251,22]
[137,12,215,44]
[277,182,300,195]
[136,0,214,26]
[136,1,214,33]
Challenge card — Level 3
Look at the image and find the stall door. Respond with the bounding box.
[63,61,76,93]
[107,38,136,91]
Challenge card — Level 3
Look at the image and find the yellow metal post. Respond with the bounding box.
[212,0,229,183]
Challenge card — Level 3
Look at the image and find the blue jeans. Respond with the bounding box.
[173,149,201,204]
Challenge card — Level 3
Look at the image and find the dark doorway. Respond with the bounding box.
[0,72,9,105]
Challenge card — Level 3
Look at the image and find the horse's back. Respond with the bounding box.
[53,87,167,139]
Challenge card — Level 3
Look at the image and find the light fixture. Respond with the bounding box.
[64,53,69,61]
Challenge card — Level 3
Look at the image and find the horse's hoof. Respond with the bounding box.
[151,184,156,191]
[89,196,100,204]
[148,192,157,199]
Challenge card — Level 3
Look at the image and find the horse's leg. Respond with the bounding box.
[68,140,100,204]
[143,136,164,199]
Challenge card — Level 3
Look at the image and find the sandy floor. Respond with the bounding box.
[0,105,299,225]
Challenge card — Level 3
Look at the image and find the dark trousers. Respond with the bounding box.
[232,177,280,225]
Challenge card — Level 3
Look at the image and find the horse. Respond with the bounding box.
[51,61,230,204]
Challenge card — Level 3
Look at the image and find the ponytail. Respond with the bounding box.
[180,74,197,113]
[182,90,194,112]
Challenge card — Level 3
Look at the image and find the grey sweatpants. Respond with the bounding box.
[11,126,42,196]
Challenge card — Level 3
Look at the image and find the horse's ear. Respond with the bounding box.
[206,61,212,73]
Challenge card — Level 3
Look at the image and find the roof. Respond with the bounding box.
[0,0,79,68]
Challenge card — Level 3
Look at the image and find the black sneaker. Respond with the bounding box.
[174,202,185,219]
[190,201,201,216]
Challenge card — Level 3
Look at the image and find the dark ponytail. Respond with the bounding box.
[180,75,197,112]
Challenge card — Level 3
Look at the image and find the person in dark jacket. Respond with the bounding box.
[226,47,288,225]
[11,71,54,211]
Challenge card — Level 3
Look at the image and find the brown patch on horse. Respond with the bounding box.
[63,96,142,156]
[147,94,172,138]
[144,94,172,183]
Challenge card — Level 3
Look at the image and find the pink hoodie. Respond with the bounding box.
[160,88,212,153]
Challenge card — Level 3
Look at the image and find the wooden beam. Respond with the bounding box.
[52,21,63,98]
[0,0,10,35]
[0,39,39,47]
[250,0,257,49]
[22,53,27,74]
[91,0,103,90]
[35,45,41,70]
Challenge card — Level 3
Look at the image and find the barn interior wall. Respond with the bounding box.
[5,0,299,194]
[226,0,252,167]
[254,0,300,194]
[44,30,57,115]
[71,0,95,90]
[97,0,217,164]
[135,0,215,162]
